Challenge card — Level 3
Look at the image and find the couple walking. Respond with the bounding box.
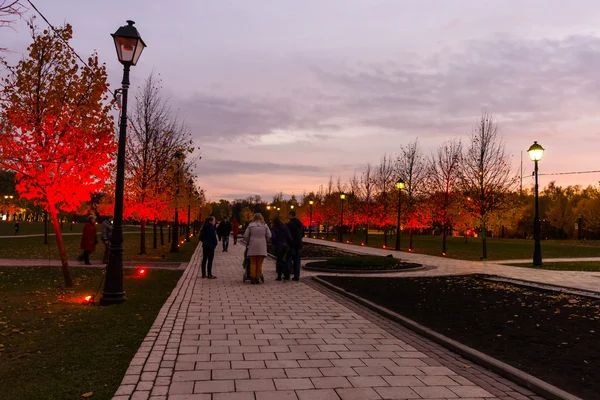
[244,210,304,284]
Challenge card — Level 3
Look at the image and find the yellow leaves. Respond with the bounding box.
[81,392,93,398]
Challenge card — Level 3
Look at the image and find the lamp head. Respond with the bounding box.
[111,20,146,66]
[396,179,406,190]
[527,141,544,162]
[340,192,346,200]
[309,200,314,205]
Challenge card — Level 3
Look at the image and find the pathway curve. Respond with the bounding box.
[113,241,542,400]
[302,239,600,294]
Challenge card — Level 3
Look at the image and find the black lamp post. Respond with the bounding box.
[309,200,313,237]
[395,179,405,251]
[528,141,544,267]
[101,21,146,306]
[339,193,346,242]
[170,152,184,253]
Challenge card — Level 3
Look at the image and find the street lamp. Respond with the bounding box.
[309,200,314,236]
[339,193,346,242]
[290,205,294,210]
[528,141,544,266]
[101,21,146,306]
[395,179,405,251]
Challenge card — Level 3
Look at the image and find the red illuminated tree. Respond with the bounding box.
[0,24,116,286]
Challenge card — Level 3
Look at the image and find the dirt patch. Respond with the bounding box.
[319,274,600,399]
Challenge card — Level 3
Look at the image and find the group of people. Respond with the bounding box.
[78,214,113,265]
[199,210,304,285]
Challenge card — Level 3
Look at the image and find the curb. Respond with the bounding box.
[312,276,582,400]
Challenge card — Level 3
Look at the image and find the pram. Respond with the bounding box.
[242,247,264,283]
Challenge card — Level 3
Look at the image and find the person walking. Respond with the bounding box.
[13,221,19,235]
[243,213,271,284]
[287,210,305,281]
[80,214,98,265]
[232,219,239,245]
[271,217,293,281]
[217,216,233,252]
[101,216,113,264]
[200,216,218,279]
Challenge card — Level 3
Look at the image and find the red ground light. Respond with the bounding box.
[138,268,147,277]
[83,295,93,304]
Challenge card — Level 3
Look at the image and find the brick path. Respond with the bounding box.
[113,241,542,400]
[302,239,600,294]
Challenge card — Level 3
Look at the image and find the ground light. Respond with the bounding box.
[137,268,147,277]
[83,295,93,305]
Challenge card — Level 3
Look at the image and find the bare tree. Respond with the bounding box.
[396,139,428,250]
[347,172,361,242]
[376,155,394,247]
[360,164,375,244]
[427,139,462,255]
[1,1,26,53]
[126,72,194,254]
[460,111,516,260]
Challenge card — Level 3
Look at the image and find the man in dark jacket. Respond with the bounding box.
[287,210,305,281]
[217,216,233,252]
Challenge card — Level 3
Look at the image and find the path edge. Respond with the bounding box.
[312,276,582,400]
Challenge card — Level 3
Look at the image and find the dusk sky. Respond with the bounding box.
[3,1,600,200]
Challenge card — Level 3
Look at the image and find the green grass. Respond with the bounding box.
[0,266,183,400]
[312,233,600,261]
[0,232,198,263]
[507,261,600,272]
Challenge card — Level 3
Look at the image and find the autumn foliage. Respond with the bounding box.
[0,24,116,286]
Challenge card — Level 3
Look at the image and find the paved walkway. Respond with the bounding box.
[302,239,600,294]
[113,242,542,400]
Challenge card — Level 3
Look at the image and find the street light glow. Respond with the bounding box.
[527,141,544,161]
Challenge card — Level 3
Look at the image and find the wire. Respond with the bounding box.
[539,170,600,177]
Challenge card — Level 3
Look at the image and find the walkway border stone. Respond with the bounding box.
[311,276,581,400]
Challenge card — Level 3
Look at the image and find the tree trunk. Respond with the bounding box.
[383,226,388,247]
[139,219,147,254]
[49,209,73,287]
[442,223,447,254]
[350,223,354,242]
[153,220,158,249]
[481,221,488,260]
[160,221,164,245]
[409,228,413,250]
[168,224,171,242]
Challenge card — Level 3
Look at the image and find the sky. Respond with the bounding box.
[3,0,600,201]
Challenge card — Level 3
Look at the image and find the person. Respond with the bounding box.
[287,210,305,281]
[243,213,271,284]
[101,216,113,264]
[199,216,218,279]
[232,219,239,245]
[14,221,19,235]
[217,216,232,252]
[80,214,98,265]
[271,217,293,281]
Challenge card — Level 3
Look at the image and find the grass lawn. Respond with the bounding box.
[312,233,600,261]
[0,232,198,263]
[0,266,183,400]
[508,261,600,272]
[0,221,144,236]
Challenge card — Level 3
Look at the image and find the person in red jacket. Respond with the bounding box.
[80,214,98,265]
[232,218,239,245]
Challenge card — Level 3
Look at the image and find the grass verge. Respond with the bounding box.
[0,266,183,400]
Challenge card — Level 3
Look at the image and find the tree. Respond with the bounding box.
[396,139,428,250]
[375,155,394,247]
[125,72,193,254]
[460,111,515,260]
[360,163,375,244]
[427,139,462,254]
[0,24,116,286]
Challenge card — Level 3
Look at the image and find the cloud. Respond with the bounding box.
[194,159,326,176]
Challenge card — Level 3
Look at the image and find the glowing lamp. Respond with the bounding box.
[332,238,336,241]
[395,179,405,190]
[138,268,146,277]
[290,205,294,210]
[83,295,93,304]
[442,252,446,256]
[309,200,314,205]
[408,248,413,252]
[527,141,544,162]
[361,243,365,246]
[382,245,386,249]
[267,205,271,210]
[111,20,146,66]
[340,192,346,200]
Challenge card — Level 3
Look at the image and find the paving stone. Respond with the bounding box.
[193,379,235,393]
[250,368,287,379]
[274,378,315,390]
[255,390,299,400]
[374,386,420,399]
[412,385,459,398]
[212,369,249,380]
[348,376,389,387]
[296,388,341,400]
[311,377,353,389]
[335,387,382,399]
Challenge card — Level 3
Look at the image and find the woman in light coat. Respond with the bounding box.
[243,213,272,284]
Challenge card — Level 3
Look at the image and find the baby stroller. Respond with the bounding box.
[242,247,264,283]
